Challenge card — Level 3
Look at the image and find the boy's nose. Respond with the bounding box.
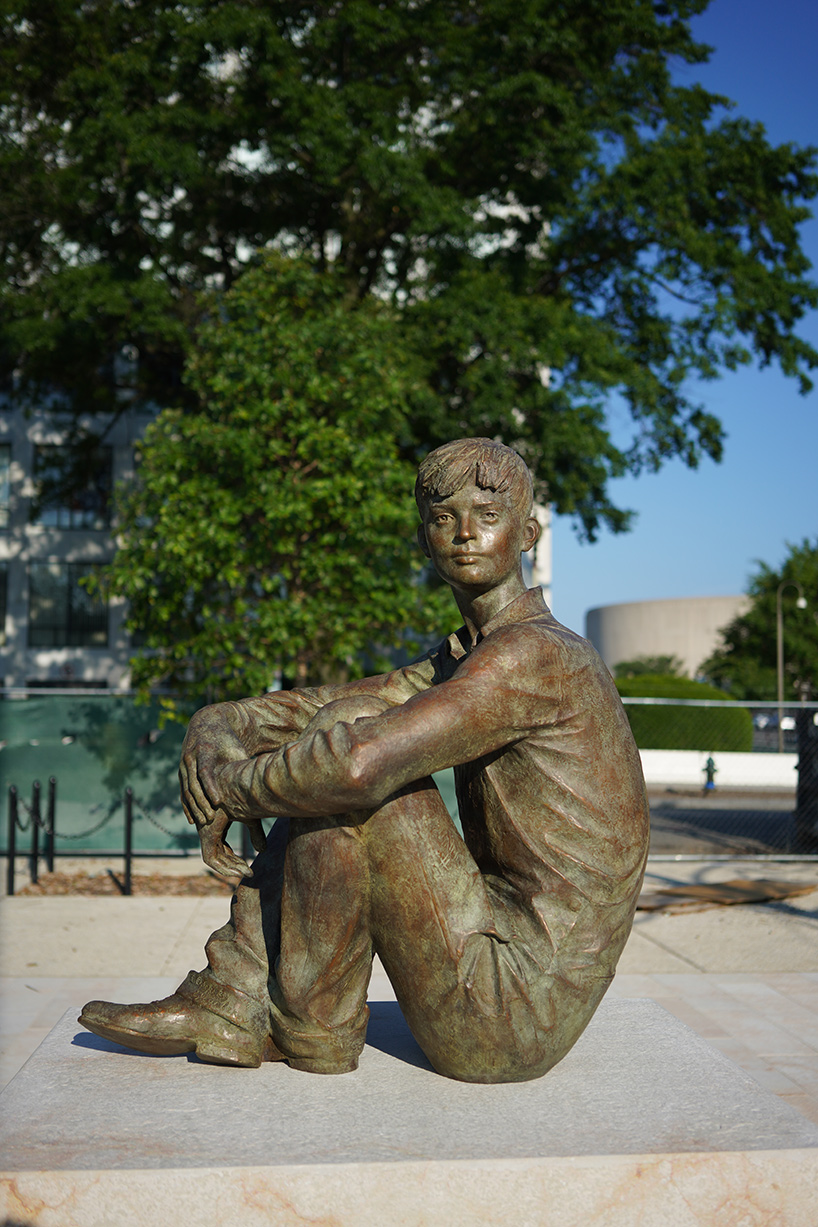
[454,516,475,540]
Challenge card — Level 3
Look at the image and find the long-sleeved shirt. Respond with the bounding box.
[217,587,650,989]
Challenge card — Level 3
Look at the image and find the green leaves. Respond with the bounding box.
[1,0,816,537]
[105,254,455,702]
[701,540,818,700]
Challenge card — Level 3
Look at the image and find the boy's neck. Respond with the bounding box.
[453,572,528,640]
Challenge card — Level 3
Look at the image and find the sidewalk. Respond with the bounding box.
[2,858,817,1123]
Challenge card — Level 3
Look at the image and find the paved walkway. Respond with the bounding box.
[2,859,817,1123]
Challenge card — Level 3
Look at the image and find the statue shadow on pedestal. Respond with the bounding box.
[71,1000,435,1072]
[364,1000,435,1071]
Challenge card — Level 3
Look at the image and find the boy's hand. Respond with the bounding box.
[179,707,266,878]
[197,809,266,880]
[179,707,245,826]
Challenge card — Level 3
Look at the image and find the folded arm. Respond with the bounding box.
[180,654,438,876]
[212,644,545,827]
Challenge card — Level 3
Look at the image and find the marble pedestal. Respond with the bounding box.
[1,998,817,1226]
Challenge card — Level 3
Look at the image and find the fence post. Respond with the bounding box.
[45,776,56,874]
[124,788,133,897]
[795,711,818,852]
[30,780,41,886]
[6,786,17,897]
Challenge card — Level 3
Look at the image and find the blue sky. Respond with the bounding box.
[550,0,818,635]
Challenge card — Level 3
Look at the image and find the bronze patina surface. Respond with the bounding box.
[80,439,649,1082]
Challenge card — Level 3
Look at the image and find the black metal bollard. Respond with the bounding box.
[45,777,56,873]
[6,786,17,897]
[30,781,41,886]
[124,787,133,896]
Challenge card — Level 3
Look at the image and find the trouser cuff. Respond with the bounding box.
[269,999,370,1074]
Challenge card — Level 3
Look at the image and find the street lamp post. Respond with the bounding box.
[776,581,808,753]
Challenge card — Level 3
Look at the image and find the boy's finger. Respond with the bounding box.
[199,824,251,879]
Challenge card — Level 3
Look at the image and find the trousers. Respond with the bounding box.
[190,696,603,1083]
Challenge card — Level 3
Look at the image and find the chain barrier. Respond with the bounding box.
[4,785,188,897]
[10,792,177,842]
[5,789,181,852]
[131,799,185,839]
[13,797,32,832]
[53,807,119,841]
[619,699,818,856]
[15,791,53,834]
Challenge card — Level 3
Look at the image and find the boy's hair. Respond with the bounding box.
[415,438,534,518]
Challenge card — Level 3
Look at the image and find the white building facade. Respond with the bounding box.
[0,402,153,689]
[585,594,750,679]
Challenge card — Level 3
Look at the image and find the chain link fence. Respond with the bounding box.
[2,692,817,875]
[622,698,818,857]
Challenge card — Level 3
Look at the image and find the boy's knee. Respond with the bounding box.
[306,694,391,733]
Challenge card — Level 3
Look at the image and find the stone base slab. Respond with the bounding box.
[4,1151,818,1227]
[2,999,817,1225]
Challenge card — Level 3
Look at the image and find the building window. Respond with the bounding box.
[31,445,112,529]
[0,444,9,528]
[28,563,108,647]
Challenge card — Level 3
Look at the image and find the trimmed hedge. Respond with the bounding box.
[615,675,753,752]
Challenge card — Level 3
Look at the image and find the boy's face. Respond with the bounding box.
[418,483,539,595]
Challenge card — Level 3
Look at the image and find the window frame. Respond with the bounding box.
[27,561,109,648]
[30,444,113,531]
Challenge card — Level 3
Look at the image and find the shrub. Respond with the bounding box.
[615,675,753,752]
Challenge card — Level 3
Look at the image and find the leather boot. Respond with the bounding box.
[79,970,280,1068]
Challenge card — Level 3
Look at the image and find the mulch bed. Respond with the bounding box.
[16,870,238,896]
[637,877,817,913]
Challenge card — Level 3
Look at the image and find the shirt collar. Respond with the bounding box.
[446,588,548,659]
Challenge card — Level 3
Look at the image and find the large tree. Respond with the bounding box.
[701,539,818,700]
[2,0,817,537]
[101,254,454,702]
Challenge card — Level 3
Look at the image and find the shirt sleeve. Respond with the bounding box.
[218,632,549,821]
[213,651,440,757]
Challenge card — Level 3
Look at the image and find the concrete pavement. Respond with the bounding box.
[2,858,817,1123]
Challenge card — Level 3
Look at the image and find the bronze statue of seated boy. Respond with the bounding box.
[80,438,648,1083]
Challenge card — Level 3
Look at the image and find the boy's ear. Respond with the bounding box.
[417,524,431,557]
[522,516,541,553]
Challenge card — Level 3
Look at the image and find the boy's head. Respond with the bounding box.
[415,438,534,520]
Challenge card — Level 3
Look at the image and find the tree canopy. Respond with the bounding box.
[2,0,817,537]
[100,254,455,703]
[701,539,818,700]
